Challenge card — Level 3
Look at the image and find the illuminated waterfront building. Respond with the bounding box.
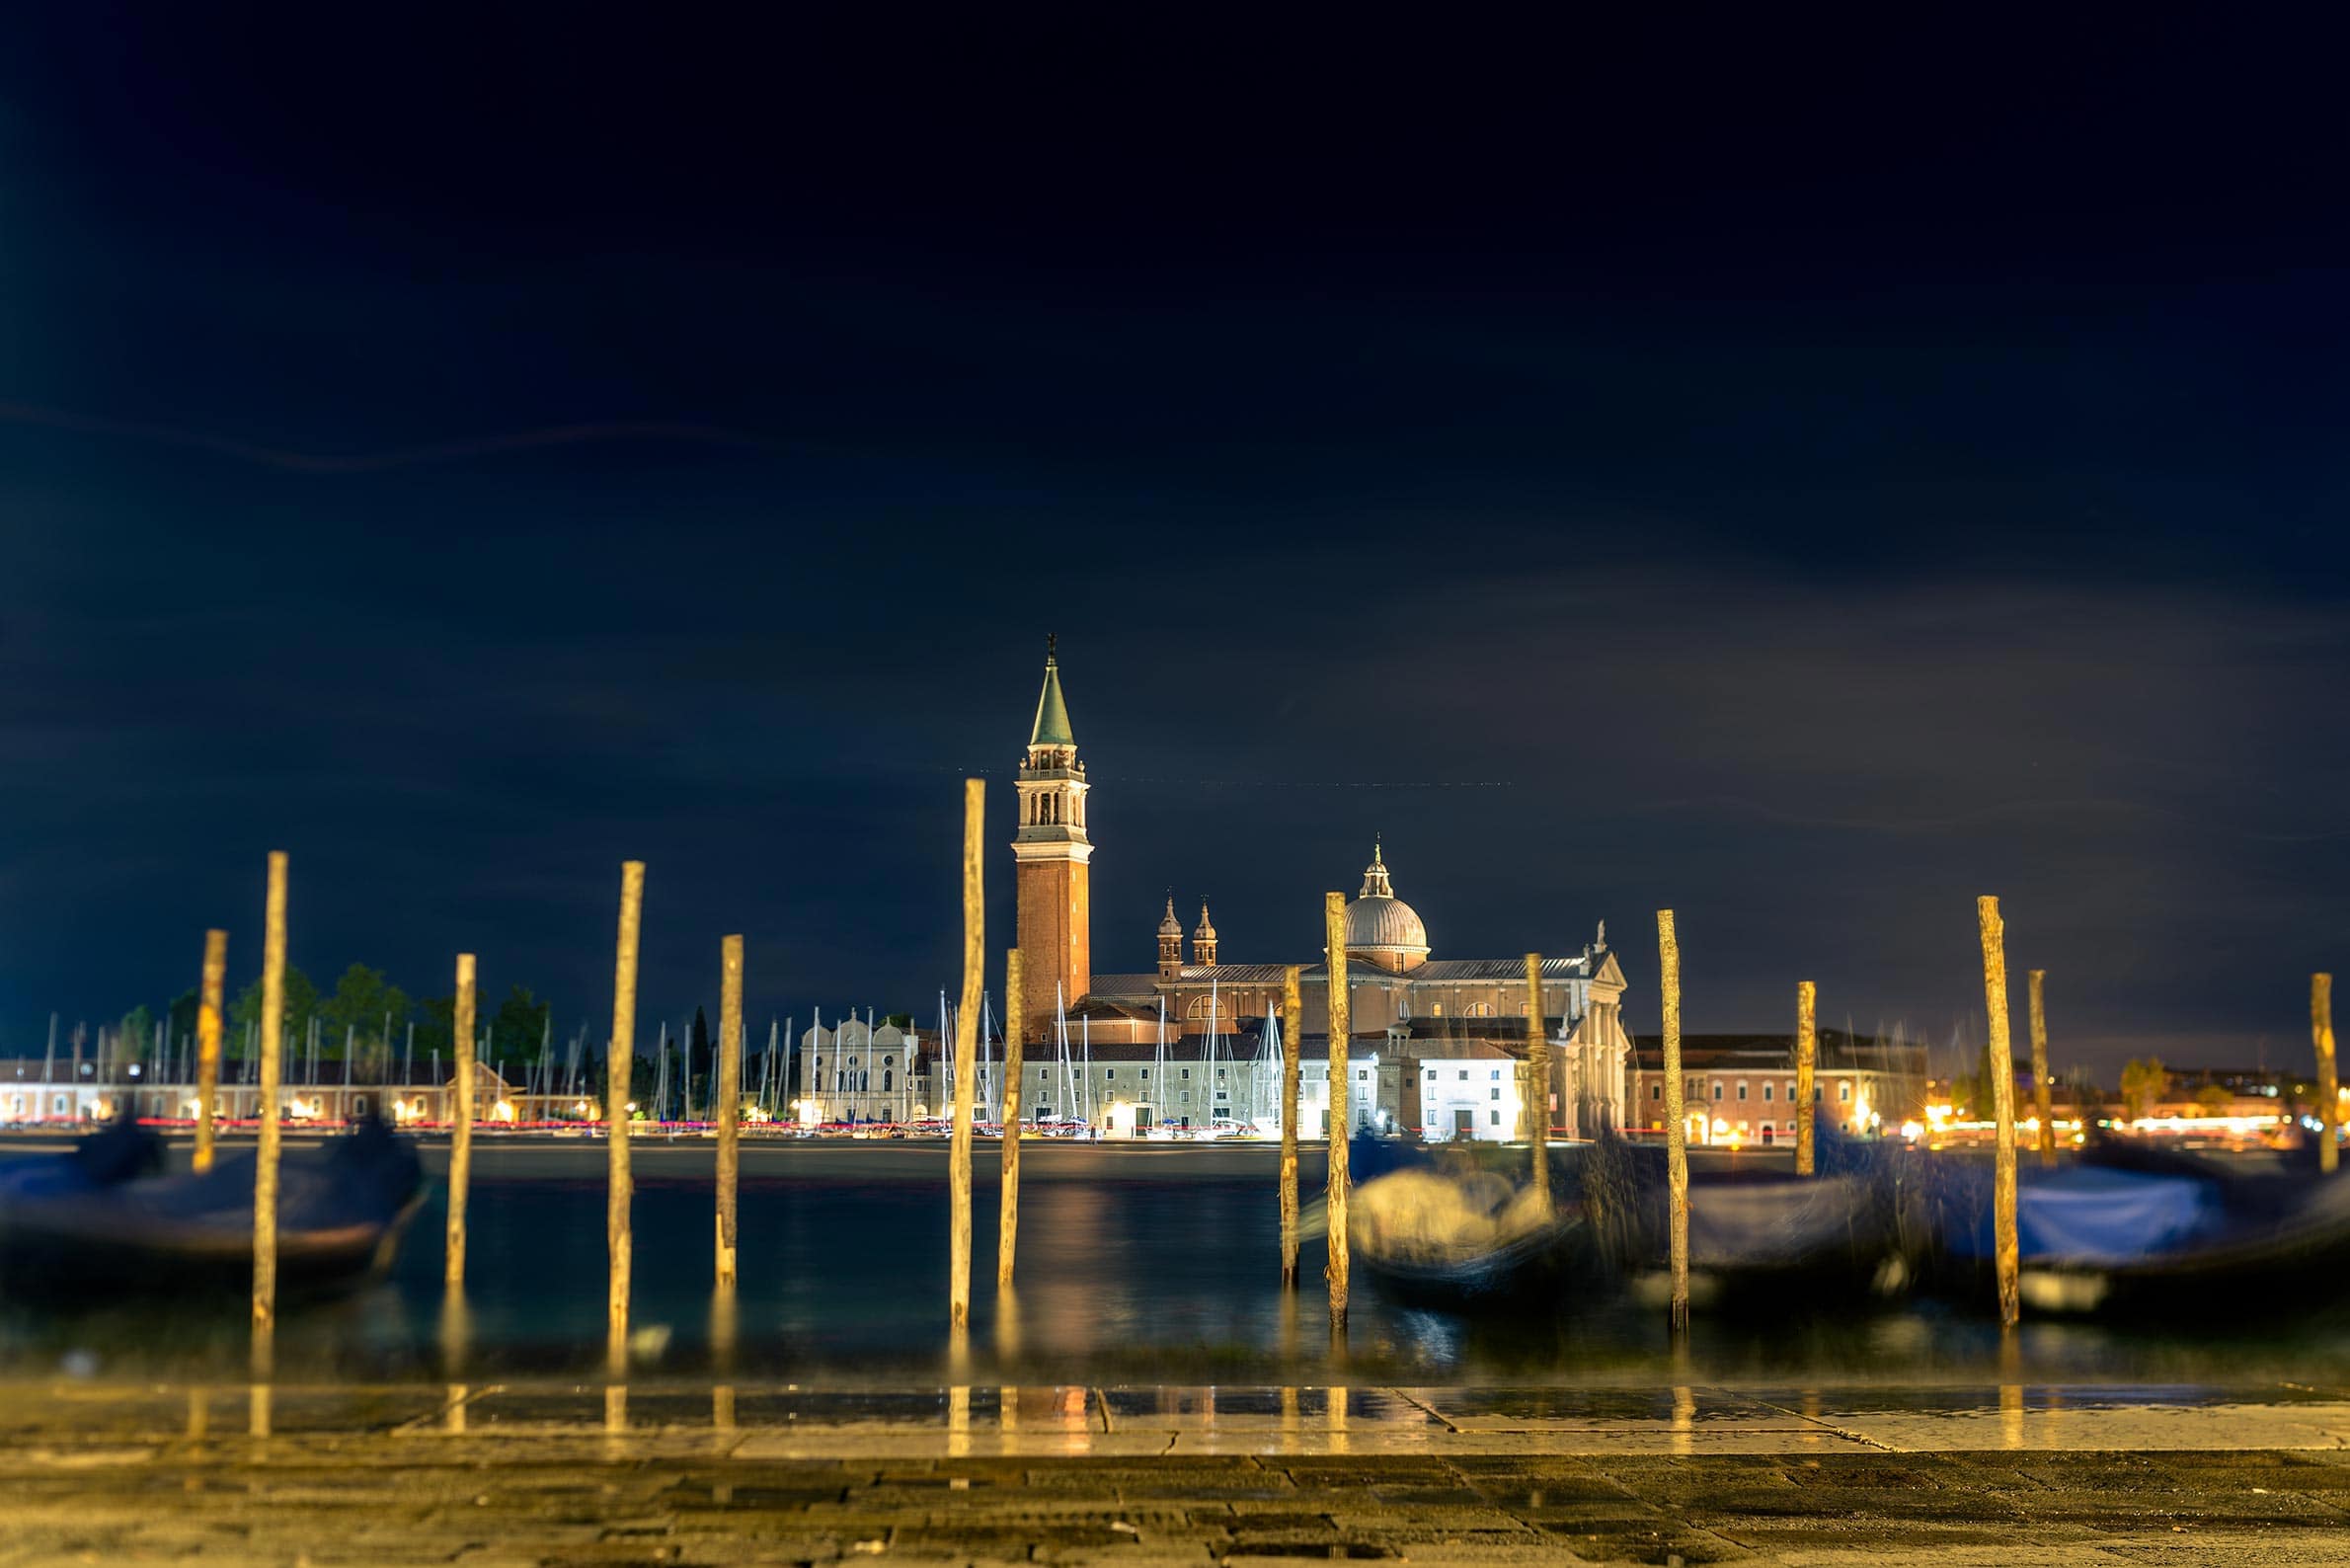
[1628,1032,1929,1146]
[1003,645,1638,1141]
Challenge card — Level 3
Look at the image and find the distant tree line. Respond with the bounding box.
[85,971,788,1114]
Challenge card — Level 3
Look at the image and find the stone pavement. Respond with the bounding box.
[6,1381,2350,1566]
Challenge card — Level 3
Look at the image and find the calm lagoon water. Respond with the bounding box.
[5,1136,2346,1388]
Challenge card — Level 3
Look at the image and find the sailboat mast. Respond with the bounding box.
[1208,976,1219,1132]
[1057,984,1073,1124]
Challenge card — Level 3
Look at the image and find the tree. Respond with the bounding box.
[688,1006,713,1102]
[411,993,456,1063]
[1949,1063,1992,1120]
[2119,1057,2169,1121]
[167,989,199,1052]
[488,985,551,1064]
[116,1004,156,1076]
[229,967,318,1060]
[318,964,411,1078]
[2192,1082,2232,1117]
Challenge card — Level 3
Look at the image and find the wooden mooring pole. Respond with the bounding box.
[949,779,984,1331]
[1658,909,1687,1332]
[195,929,226,1174]
[2316,973,2338,1176]
[1978,896,2021,1327]
[607,861,645,1377]
[1794,980,1817,1177]
[250,851,288,1382]
[447,953,476,1289]
[1323,893,1350,1332]
[1524,954,1549,1201]
[2028,969,2057,1167]
[998,948,1025,1289]
[1279,964,1302,1288]
[717,934,743,1288]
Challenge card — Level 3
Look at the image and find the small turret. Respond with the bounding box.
[1193,898,1218,967]
[1156,894,1185,979]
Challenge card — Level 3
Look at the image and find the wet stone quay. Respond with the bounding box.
[7,1381,2350,1566]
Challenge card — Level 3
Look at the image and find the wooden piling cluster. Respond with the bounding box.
[2317,974,2339,1177]
[716,934,743,1289]
[949,779,983,1331]
[194,929,226,1175]
[1978,896,2021,1328]
[1657,909,1687,1332]
[250,851,288,1380]
[1323,892,1350,1331]
[607,861,645,1377]
[1524,954,1549,1200]
[447,954,476,1289]
[1794,980,1816,1177]
[1279,965,1302,1288]
[999,948,1025,1289]
[2028,969,2056,1166]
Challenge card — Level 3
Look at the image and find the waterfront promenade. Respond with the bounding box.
[8,1378,2350,1565]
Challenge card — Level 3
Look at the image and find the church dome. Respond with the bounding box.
[1340,840,1429,973]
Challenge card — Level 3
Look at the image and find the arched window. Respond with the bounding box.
[883,1069,893,1092]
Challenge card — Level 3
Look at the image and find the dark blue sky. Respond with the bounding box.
[0,6,2343,1074]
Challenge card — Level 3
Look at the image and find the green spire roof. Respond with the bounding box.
[1029,636,1074,747]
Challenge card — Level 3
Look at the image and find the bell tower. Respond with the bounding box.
[1156,894,1185,979]
[1192,899,1218,967]
[1013,636,1091,1035]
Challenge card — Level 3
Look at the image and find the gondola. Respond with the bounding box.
[1927,1139,2350,1316]
[0,1116,424,1305]
[1581,1135,1919,1309]
[0,1114,165,1202]
[1349,1162,1586,1306]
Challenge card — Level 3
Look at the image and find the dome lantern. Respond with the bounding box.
[1340,840,1430,974]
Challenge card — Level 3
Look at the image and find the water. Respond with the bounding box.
[6,1137,2348,1387]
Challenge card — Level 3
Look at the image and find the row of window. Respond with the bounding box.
[1647,1079,1855,1103]
[1175,993,1577,1020]
[1029,1065,1232,1081]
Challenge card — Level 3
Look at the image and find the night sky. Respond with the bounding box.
[1,8,2343,1076]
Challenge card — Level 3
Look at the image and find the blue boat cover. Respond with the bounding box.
[1953,1166,2224,1266]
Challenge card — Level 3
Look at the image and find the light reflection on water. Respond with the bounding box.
[5,1144,2348,1387]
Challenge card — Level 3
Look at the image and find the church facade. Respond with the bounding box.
[1007,645,1637,1140]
